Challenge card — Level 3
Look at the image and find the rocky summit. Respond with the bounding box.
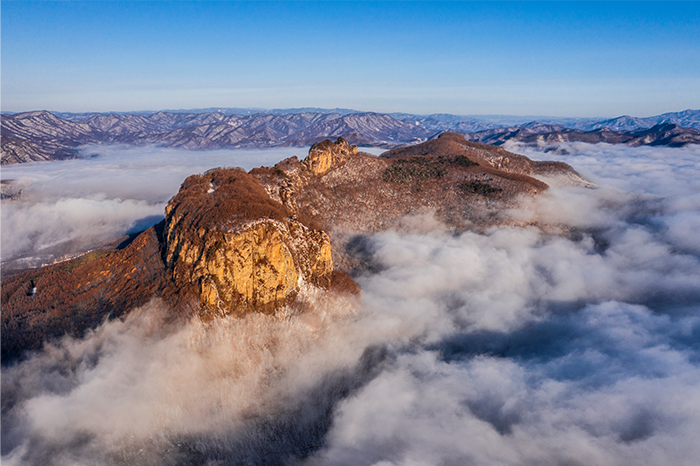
[303,137,357,176]
[1,133,588,363]
[163,168,334,315]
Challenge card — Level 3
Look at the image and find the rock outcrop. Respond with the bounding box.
[252,133,592,271]
[1,133,587,363]
[256,133,586,234]
[163,168,333,316]
[303,137,357,176]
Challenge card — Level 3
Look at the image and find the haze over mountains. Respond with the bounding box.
[2,108,699,165]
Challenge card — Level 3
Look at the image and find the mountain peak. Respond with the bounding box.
[1,136,589,361]
[303,137,358,176]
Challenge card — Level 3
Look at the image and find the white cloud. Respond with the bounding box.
[3,143,700,465]
[1,146,305,267]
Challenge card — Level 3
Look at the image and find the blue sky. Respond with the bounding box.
[2,1,699,117]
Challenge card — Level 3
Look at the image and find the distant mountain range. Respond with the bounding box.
[2,109,699,165]
[463,121,700,148]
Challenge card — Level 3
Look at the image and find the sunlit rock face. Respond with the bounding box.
[163,167,333,316]
[303,137,357,176]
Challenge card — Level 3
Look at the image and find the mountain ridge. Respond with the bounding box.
[466,122,700,148]
[2,109,699,165]
[1,134,589,363]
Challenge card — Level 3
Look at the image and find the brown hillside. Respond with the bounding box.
[253,135,559,254]
[2,133,586,364]
[1,225,183,362]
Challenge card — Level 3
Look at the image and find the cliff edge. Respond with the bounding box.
[163,168,333,316]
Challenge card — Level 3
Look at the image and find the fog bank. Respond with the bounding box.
[3,143,700,465]
[1,146,308,269]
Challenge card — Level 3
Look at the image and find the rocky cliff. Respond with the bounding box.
[303,137,357,176]
[162,168,333,316]
[2,133,585,363]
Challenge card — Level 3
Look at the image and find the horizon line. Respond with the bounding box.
[2,107,698,121]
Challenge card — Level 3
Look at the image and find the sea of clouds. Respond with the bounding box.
[2,145,387,270]
[0,146,303,268]
[2,143,700,465]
